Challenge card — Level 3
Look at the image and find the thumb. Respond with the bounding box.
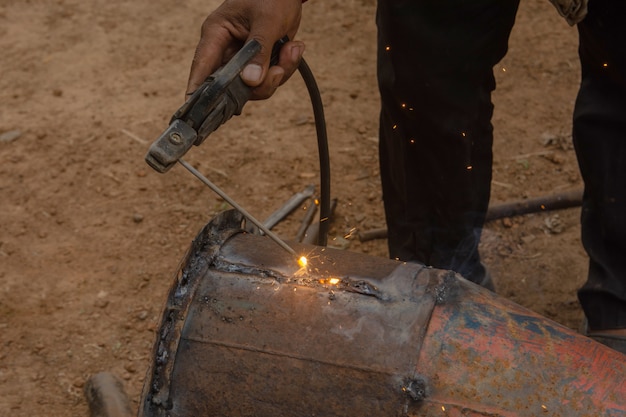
[241,60,265,86]
[239,34,278,87]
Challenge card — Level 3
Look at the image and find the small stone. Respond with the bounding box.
[132,213,144,223]
[501,218,513,228]
[124,362,137,374]
[136,310,149,321]
[329,236,350,250]
[543,153,565,165]
[95,291,109,308]
[52,89,63,97]
[73,377,84,388]
[543,214,564,234]
[0,130,21,143]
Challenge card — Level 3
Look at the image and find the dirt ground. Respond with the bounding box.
[0,0,589,415]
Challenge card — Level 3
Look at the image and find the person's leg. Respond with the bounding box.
[574,0,626,336]
[376,0,519,285]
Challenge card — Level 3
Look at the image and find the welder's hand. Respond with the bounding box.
[186,0,305,100]
[549,0,588,25]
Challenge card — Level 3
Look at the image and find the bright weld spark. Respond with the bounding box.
[466,165,473,170]
[461,132,466,137]
[603,63,608,68]
[385,45,391,51]
[298,256,308,268]
[410,139,415,144]
[502,67,507,72]
[328,278,340,285]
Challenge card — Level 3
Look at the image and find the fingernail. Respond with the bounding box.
[291,44,303,62]
[242,64,263,83]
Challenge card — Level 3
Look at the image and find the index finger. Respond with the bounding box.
[186,28,238,96]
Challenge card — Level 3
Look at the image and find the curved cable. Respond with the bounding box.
[297,58,331,246]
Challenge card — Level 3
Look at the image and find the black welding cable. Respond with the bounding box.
[297,58,331,247]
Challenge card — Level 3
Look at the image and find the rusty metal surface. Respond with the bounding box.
[139,210,626,417]
[413,282,626,416]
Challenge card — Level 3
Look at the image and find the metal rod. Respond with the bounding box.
[295,197,318,243]
[263,184,315,231]
[357,188,585,242]
[178,159,297,257]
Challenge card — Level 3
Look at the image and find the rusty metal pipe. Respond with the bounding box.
[139,210,625,417]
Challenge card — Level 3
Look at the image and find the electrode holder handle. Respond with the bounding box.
[146,38,286,173]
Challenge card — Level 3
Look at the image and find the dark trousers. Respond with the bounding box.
[376,0,626,330]
[376,0,519,284]
[574,0,626,330]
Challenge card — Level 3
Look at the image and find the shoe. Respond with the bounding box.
[587,332,626,355]
[580,318,626,355]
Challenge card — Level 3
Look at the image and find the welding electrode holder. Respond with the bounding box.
[145,39,284,173]
[145,38,331,246]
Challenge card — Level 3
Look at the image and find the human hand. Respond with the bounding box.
[186,0,305,100]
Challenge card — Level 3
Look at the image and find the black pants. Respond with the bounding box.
[376,0,626,330]
[574,0,626,330]
[376,0,519,284]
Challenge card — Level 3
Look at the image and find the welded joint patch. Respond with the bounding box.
[403,376,429,402]
[428,270,460,305]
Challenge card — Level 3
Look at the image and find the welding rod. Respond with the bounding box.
[178,159,297,257]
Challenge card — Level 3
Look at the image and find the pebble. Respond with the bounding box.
[0,130,21,143]
[132,213,144,223]
[95,291,109,308]
[544,214,564,234]
[73,377,84,388]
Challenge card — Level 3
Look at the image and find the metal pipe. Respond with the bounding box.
[358,188,584,242]
[295,196,318,242]
[139,210,626,417]
[262,184,315,231]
